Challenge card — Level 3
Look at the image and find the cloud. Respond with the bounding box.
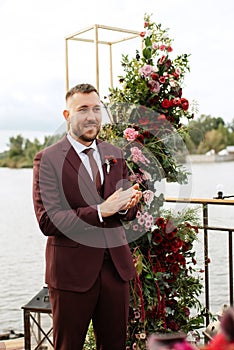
[0,0,234,137]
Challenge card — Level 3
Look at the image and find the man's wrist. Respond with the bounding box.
[97,205,103,222]
[118,209,128,215]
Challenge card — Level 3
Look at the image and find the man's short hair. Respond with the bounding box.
[65,83,99,101]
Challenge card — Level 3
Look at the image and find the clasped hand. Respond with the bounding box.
[100,183,142,218]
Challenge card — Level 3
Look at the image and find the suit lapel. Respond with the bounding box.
[60,136,99,201]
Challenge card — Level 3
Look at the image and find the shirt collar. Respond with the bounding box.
[66,133,97,154]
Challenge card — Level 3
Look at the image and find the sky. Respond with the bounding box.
[0,0,234,151]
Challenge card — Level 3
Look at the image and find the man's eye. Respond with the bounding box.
[79,108,88,114]
[93,107,101,113]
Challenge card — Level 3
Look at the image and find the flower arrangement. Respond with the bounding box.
[108,13,196,128]
[99,13,205,350]
[126,208,204,349]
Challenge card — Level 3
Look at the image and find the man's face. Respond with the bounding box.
[64,91,102,145]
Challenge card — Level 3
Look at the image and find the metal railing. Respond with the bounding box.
[165,197,234,327]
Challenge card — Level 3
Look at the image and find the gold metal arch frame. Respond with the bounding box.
[65,24,140,93]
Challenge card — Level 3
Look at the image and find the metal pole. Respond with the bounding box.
[203,203,210,327]
[229,230,233,306]
[65,39,69,91]
[94,25,99,91]
[23,309,31,350]
[109,43,113,89]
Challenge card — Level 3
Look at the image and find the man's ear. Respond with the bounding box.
[63,109,69,121]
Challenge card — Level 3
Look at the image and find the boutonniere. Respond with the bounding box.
[104,155,117,174]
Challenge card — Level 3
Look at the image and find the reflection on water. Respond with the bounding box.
[0,168,45,333]
[0,161,234,333]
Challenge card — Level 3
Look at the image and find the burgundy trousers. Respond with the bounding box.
[49,257,130,350]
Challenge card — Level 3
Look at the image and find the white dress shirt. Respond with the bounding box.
[67,133,104,184]
[67,133,104,222]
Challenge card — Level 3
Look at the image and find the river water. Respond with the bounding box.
[0,161,234,334]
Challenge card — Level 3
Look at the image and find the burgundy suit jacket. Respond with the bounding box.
[33,136,137,292]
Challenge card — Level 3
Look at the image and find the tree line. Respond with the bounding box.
[0,134,63,168]
[1,114,234,168]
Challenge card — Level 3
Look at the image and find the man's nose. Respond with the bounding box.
[86,108,97,119]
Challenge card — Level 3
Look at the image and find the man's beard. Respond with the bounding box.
[70,124,100,142]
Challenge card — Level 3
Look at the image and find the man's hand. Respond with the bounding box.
[120,183,142,211]
[100,184,142,218]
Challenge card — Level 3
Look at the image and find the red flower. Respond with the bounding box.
[159,76,166,84]
[142,131,152,139]
[153,229,163,244]
[135,134,144,143]
[155,217,165,227]
[171,263,180,275]
[140,31,146,37]
[165,230,177,240]
[166,254,176,263]
[167,319,179,331]
[177,254,186,266]
[182,242,192,252]
[171,98,181,107]
[161,99,171,109]
[151,73,159,80]
[172,72,180,79]
[184,306,190,317]
[181,97,189,111]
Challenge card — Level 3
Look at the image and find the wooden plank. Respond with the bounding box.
[0,337,24,350]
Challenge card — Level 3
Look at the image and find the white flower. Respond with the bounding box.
[145,30,152,37]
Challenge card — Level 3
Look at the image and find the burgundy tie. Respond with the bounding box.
[83,148,102,193]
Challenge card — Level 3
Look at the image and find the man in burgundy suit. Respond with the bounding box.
[33,83,142,350]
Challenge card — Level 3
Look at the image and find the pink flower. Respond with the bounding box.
[143,190,154,206]
[159,55,166,64]
[139,64,154,77]
[158,114,166,120]
[123,127,139,141]
[140,168,152,181]
[159,76,166,84]
[130,146,150,164]
[148,80,160,93]
[152,42,158,50]
[148,215,153,223]
[138,216,145,226]
[145,220,153,229]
[136,210,142,218]
[169,79,177,87]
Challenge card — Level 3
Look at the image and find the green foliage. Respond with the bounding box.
[83,322,96,350]
[0,133,64,168]
[185,114,231,154]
